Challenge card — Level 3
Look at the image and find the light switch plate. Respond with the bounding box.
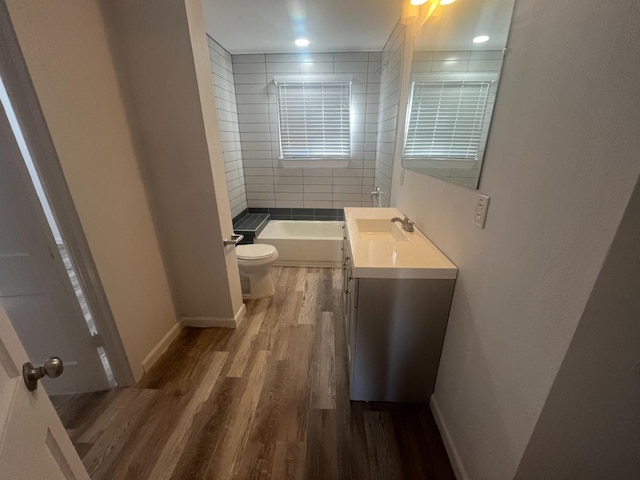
[473,194,490,228]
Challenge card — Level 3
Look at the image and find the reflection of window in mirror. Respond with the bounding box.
[402,49,504,188]
[403,70,499,188]
[402,0,515,189]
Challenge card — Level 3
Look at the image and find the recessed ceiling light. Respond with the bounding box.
[410,0,428,5]
[440,0,457,5]
[473,35,490,44]
[294,38,310,47]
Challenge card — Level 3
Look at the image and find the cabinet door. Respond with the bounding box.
[349,278,455,402]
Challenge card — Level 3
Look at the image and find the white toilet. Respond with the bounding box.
[236,243,279,299]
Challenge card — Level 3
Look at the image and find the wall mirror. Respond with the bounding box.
[402,0,516,188]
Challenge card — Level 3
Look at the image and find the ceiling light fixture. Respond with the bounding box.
[473,35,490,43]
[410,0,428,5]
[439,0,457,5]
[294,38,310,47]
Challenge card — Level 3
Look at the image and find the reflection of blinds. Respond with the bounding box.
[276,82,351,159]
[403,80,492,160]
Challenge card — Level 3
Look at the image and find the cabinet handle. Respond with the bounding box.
[344,289,351,294]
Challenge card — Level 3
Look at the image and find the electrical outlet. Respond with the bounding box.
[473,194,490,228]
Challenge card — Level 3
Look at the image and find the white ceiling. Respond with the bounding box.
[203,0,515,55]
[203,0,403,54]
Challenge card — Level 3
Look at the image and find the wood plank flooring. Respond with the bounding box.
[51,267,454,480]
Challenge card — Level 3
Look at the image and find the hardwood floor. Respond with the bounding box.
[51,267,455,479]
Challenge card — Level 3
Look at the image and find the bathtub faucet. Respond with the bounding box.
[370,187,382,207]
[390,216,415,232]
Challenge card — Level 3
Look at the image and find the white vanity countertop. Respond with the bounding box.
[344,207,458,280]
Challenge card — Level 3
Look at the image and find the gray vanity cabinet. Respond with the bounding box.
[342,229,456,402]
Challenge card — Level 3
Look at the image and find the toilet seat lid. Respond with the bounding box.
[236,244,277,260]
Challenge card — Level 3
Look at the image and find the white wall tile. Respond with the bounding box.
[468,59,503,71]
[234,73,268,84]
[208,36,247,217]
[233,54,266,63]
[208,42,392,212]
[335,52,369,62]
[304,184,332,193]
[266,53,299,63]
[335,62,368,73]
[266,62,300,73]
[233,62,266,74]
[299,62,334,74]
[431,60,469,73]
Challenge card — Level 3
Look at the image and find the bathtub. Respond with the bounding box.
[255,220,344,266]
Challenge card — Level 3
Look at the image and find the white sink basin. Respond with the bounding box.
[344,207,458,280]
[355,218,408,242]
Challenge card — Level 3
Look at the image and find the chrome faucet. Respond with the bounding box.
[390,216,415,232]
[370,187,382,207]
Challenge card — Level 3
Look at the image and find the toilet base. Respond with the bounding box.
[240,271,276,299]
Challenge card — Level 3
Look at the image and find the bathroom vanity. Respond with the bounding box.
[342,208,457,402]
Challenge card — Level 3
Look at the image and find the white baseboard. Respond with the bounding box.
[180,303,246,329]
[141,321,183,373]
[430,395,469,480]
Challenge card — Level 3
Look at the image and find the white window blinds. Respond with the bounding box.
[275,81,351,159]
[403,78,494,161]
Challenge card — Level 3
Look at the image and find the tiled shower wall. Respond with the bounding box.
[231,52,382,209]
[207,36,247,217]
[375,23,405,207]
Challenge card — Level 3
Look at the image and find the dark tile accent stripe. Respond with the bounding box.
[233,212,271,244]
[231,208,345,244]
[247,207,344,221]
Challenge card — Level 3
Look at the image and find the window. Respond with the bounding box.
[403,74,497,161]
[275,79,351,160]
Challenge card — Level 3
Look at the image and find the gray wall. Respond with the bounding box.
[392,0,640,477]
[103,0,244,321]
[515,175,640,479]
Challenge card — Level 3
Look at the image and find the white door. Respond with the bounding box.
[0,90,110,395]
[0,302,89,479]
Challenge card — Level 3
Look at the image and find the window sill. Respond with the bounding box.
[279,159,350,168]
[403,158,479,169]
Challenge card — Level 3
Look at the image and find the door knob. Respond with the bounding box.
[223,234,244,246]
[22,357,64,391]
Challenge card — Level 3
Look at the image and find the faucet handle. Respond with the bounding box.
[404,216,415,232]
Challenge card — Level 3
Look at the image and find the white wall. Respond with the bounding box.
[6,0,178,380]
[232,52,381,209]
[515,175,640,478]
[375,22,405,207]
[392,0,640,477]
[208,36,248,218]
[102,0,244,323]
